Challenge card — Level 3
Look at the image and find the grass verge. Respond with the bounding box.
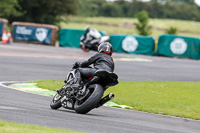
[0,120,83,133]
[60,16,200,39]
[31,80,200,120]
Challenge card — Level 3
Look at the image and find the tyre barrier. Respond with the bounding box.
[12,22,59,46]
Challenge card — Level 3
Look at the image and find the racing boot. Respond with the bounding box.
[72,70,83,90]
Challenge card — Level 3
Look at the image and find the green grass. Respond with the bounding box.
[0,120,83,133]
[60,22,137,35]
[31,80,200,120]
[107,81,200,120]
[30,80,64,91]
[60,16,200,39]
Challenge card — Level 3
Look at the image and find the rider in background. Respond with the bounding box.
[72,42,114,89]
[80,25,102,50]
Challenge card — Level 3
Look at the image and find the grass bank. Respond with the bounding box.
[31,80,200,120]
[60,16,200,39]
[0,120,83,133]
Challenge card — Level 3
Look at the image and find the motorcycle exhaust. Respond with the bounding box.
[96,93,114,108]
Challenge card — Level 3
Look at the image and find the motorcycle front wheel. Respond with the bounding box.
[80,44,90,52]
[74,84,104,114]
[50,93,62,109]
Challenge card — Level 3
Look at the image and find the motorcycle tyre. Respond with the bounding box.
[81,44,90,52]
[50,93,62,109]
[74,84,104,114]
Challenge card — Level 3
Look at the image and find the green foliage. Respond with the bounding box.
[9,0,77,25]
[78,0,123,17]
[78,0,102,17]
[134,10,152,35]
[164,0,195,5]
[164,2,200,21]
[1,0,199,24]
[0,0,23,18]
[165,26,177,34]
[77,0,200,21]
[101,2,123,17]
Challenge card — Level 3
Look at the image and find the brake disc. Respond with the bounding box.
[76,89,90,101]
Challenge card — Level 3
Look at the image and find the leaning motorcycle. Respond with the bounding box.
[50,67,118,114]
[80,31,110,52]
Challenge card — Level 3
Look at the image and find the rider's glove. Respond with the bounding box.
[73,62,82,69]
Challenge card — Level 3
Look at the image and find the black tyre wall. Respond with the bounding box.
[74,84,104,114]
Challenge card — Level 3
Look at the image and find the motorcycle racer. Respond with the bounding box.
[80,25,102,50]
[52,42,118,114]
[72,42,114,89]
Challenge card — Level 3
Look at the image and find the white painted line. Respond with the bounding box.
[0,106,26,110]
[0,81,50,97]
[0,81,138,112]
[0,82,199,121]
[0,81,132,111]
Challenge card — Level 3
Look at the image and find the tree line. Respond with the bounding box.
[0,0,199,25]
[78,0,200,21]
[0,0,78,25]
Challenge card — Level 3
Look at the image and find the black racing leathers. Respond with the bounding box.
[72,53,114,88]
[80,53,114,72]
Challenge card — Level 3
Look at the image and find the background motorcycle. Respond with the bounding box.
[50,66,118,114]
[80,30,110,52]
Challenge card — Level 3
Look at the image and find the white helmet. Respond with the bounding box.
[84,25,91,33]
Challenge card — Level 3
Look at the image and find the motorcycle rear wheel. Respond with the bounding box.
[74,84,104,114]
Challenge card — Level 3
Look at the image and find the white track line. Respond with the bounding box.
[0,81,130,111]
[0,81,50,97]
[1,81,199,121]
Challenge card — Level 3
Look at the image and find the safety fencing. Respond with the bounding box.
[0,18,8,40]
[59,28,85,48]
[59,29,155,55]
[157,34,200,60]
[59,28,200,59]
[1,20,200,60]
[110,34,155,55]
[59,28,106,48]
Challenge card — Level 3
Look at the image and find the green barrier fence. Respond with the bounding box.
[59,28,84,48]
[110,34,155,55]
[157,34,200,59]
[59,28,106,48]
[0,22,3,37]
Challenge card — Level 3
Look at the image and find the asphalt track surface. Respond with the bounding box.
[0,43,200,133]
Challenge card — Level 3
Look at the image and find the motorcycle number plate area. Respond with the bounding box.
[61,96,68,102]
